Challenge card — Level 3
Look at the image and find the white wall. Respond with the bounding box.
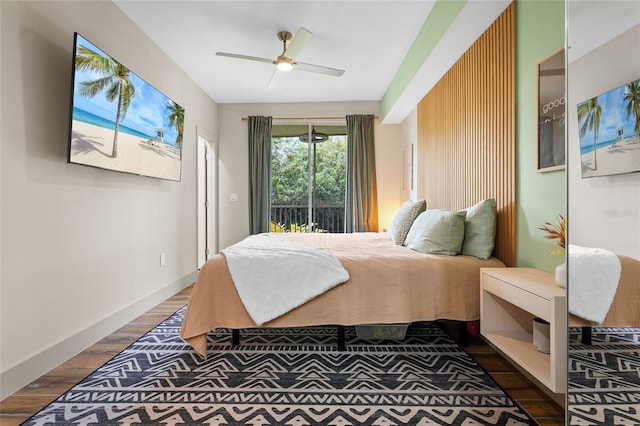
[217,101,403,250]
[0,1,217,398]
[567,23,640,259]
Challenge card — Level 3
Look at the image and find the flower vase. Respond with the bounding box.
[554,262,566,288]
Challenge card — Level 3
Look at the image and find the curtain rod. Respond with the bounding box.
[240,115,379,121]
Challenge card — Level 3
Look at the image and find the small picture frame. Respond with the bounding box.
[403,144,413,190]
[537,48,566,172]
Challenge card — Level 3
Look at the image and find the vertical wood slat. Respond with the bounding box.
[416,2,515,266]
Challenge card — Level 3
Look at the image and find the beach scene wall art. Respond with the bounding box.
[68,33,184,182]
[577,77,640,178]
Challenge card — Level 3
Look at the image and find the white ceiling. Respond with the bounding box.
[568,0,640,64]
[114,0,515,123]
[113,1,640,123]
[114,1,435,105]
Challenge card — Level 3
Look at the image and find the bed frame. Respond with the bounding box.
[230,326,355,350]
[230,323,472,350]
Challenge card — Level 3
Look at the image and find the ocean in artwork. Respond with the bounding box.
[72,107,152,141]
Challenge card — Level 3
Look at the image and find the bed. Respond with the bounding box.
[180,226,505,357]
[570,255,640,344]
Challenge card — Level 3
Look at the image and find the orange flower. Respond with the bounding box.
[539,214,566,255]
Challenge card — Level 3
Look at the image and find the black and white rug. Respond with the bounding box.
[568,326,640,425]
[24,307,536,425]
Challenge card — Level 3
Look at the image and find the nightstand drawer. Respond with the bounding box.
[482,273,550,320]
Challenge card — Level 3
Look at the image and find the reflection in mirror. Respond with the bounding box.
[566,1,640,424]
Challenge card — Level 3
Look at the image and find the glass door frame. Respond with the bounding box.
[271,119,346,233]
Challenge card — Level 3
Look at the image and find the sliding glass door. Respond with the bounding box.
[271,123,346,233]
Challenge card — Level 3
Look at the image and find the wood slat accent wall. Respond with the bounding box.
[417,2,515,266]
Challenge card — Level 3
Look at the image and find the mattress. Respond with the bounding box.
[180,232,505,356]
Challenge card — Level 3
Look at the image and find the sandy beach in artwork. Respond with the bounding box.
[580,135,640,178]
[69,120,181,181]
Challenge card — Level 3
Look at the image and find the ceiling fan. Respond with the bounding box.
[215,27,345,86]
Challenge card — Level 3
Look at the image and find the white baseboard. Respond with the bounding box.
[0,271,196,400]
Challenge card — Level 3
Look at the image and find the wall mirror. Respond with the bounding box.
[537,48,565,172]
[566,1,640,424]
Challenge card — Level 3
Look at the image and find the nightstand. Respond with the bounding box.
[480,267,566,396]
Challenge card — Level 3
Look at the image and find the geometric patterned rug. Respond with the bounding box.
[23,306,536,425]
[568,326,640,425]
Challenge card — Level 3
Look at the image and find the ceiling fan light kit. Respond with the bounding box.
[215,27,345,80]
[275,56,294,72]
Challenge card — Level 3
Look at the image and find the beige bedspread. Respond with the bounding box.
[570,255,640,327]
[180,232,505,356]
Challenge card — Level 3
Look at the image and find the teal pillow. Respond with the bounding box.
[458,198,497,260]
[404,209,466,255]
[387,200,426,245]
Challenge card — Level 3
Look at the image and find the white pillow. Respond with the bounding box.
[387,200,426,245]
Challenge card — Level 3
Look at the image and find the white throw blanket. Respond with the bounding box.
[568,244,622,324]
[221,233,350,326]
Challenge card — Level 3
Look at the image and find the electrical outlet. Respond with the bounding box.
[160,253,166,266]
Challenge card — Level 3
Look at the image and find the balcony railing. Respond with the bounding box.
[271,204,345,233]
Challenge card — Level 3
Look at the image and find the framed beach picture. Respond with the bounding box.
[537,48,566,172]
[577,77,640,178]
[68,33,184,181]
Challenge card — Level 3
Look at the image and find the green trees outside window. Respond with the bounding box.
[271,134,346,233]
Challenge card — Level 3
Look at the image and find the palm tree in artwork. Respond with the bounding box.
[75,45,136,158]
[577,97,602,170]
[623,79,640,138]
[166,100,185,155]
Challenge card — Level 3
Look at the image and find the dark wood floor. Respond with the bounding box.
[0,285,565,425]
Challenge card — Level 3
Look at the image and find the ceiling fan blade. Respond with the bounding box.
[267,69,283,88]
[284,27,312,60]
[295,61,345,77]
[216,51,274,65]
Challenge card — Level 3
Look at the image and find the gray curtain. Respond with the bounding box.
[345,114,378,232]
[248,116,272,234]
